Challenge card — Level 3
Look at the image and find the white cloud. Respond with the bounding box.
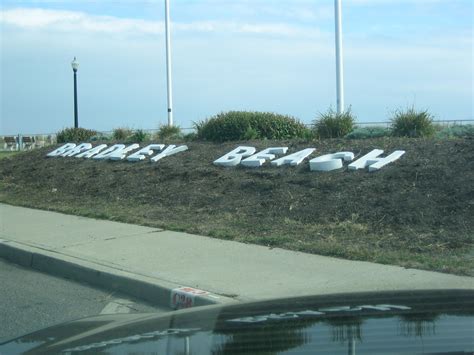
[0,7,325,38]
[1,8,163,34]
[172,20,317,37]
[256,4,333,22]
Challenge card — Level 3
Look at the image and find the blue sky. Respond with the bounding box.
[1,0,472,134]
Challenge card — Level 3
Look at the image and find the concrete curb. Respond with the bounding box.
[0,239,235,310]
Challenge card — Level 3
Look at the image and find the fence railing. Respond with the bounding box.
[1,119,473,151]
[305,119,474,128]
[354,119,474,128]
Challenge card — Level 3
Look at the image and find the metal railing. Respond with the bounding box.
[303,119,474,129]
[354,119,474,128]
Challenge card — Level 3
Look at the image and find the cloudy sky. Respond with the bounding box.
[1,0,472,134]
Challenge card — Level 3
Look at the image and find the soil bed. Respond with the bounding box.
[0,137,472,275]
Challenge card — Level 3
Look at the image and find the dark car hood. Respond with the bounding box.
[1,289,473,354]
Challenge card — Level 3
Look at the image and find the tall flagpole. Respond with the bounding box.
[334,0,345,114]
[165,0,174,126]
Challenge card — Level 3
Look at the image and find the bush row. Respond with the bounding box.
[55,108,472,143]
[56,125,194,143]
[313,107,440,139]
[195,108,451,141]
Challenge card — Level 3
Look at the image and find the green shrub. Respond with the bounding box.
[126,129,150,143]
[313,108,356,139]
[345,126,391,139]
[390,107,435,138]
[243,126,259,140]
[112,127,133,141]
[302,129,315,140]
[195,111,308,142]
[89,134,110,142]
[56,127,98,143]
[435,125,474,139]
[156,125,182,140]
[183,132,198,141]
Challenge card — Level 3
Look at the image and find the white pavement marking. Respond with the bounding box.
[100,298,135,314]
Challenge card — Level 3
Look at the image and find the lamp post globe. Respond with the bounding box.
[71,57,79,72]
[71,57,79,128]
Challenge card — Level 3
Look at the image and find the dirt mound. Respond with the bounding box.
[1,137,473,275]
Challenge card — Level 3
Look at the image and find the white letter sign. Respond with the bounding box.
[150,145,188,163]
[61,143,92,157]
[367,150,406,172]
[127,144,165,162]
[92,144,126,160]
[309,152,354,171]
[75,144,108,159]
[92,144,141,161]
[348,149,405,172]
[108,144,140,161]
[47,143,76,157]
[46,143,406,172]
[241,147,288,167]
[272,148,315,167]
[214,146,256,167]
[348,149,384,170]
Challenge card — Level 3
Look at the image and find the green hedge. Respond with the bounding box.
[195,111,308,142]
[56,127,98,143]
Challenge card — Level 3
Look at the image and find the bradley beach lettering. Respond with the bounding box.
[47,143,405,172]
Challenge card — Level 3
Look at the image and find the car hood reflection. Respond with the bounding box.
[1,289,473,354]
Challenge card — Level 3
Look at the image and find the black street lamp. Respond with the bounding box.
[71,57,79,128]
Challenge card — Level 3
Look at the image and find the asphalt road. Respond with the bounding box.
[0,259,171,343]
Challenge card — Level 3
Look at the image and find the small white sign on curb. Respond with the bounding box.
[170,286,210,309]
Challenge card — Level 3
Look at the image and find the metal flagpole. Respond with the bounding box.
[334,0,345,114]
[165,0,174,126]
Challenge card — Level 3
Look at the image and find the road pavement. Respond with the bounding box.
[1,203,473,311]
[0,259,170,343]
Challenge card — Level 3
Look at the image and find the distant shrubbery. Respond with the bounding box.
[435,125,474,139]
[56,127,98,143]
[112,127,152,142]
[195,111,308,142]
[89,134,110,142]
[345,126,391,139]
[390,107,436,138]
[53,107,470,145]
[183,132,198,141]
[313,108,355,139]
[126,129,150,143]
[112,127,133,141]
[155,125,182,140]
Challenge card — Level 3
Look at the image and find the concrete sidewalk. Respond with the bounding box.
[1,203,473,309]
